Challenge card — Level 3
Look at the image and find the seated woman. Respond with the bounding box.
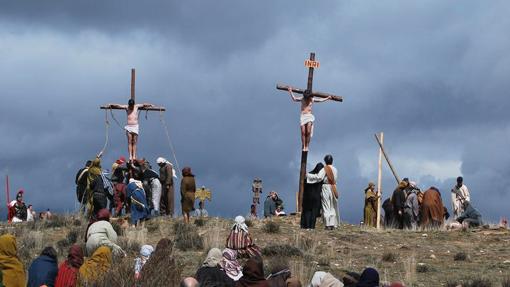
[225,216,262,259]
[0,234,27,287]
[195,248,234,287]
[134,245,154,281]
[309,271,342,287]
[55,244,84,287]
[220,249,243,282]
[140,238,180,286]
[236,257,269,287]
[85,208,125,257]
[27,246,58,287]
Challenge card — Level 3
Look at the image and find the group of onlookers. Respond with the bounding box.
[7,189,51,223]
[75,155,200,226]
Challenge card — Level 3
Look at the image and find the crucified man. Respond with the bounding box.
[107,99,154,161]
[287,87,332,151]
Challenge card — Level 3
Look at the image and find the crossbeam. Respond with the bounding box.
[276,84,343,102]
[100,105,166,111]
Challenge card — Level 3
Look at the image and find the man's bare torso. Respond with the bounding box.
[301,97,313,114]
[126,105,139,125]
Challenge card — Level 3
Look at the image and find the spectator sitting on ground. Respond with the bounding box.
[194,201,209,218]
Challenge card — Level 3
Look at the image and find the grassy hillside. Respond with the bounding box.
[1,214,509,286]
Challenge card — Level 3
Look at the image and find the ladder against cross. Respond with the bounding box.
[276,52,343,212]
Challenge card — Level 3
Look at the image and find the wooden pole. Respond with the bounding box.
[131,68,135,101]
[5,175,10,221]
[376,132,383,229]
[374,134,400,184]
[298,151,308,212]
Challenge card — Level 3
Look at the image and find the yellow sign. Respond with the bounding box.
[195,186,212,202]
[304,60,320,68]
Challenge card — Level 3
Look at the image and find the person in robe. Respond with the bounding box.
[196,248,234,287]
[126,179,150,226]
[309,271,343,287]
[264,192,277,218]
[391,180,408,229]
[194,201,209,217]
[403,182,420,229]
[0,234,26,287]
[134,245,154,281]
[267,265,301,287]
[8,190,28,223]
[307,154,339,230]
[78,246,112,286]
[451,176,470,219]
[363,182,379,227]
[356,268,379,287]
[235,257,269,287]
[226,216,262,258]
[157,157,176,217]
[27,204,36,222]
[27,246,58,287]
[420,187,445,229]
[181,167,197,224]
[141,160,162,215]
[220,249,243,282]
[112,156,129,216]
[301,163,324,229]
[55,245,84,287]
[249,204,258,220]
[457,200,482,228]
[382,198,394,228]
[89,168,113,217]
[85,209,124,257]
[84,157,102,218]
[140,238,180,286]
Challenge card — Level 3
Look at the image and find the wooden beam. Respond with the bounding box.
[376,132,383,230]
[374,133,400,184]
[131,68,135,101]
[276,84,343,102]
[100,106,166,111]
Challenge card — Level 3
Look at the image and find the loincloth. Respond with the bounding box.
[300,113,315,126]
[124,124,139,135]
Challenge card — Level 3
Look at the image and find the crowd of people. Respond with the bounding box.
[75,155,202,226]
[7,190,52,223]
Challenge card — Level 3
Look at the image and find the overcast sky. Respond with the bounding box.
[1,1,509,223]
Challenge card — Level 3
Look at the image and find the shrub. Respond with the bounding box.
[146,221,160,233]
[112,221,124,236]
[173,221,204,251]
[194,218,206,227]
[454,252,468,261]
[43,215,67,228]
[416,263,430,273]
[245,219,254,228]
[466,278,493,287]
[261,244,303,257]
[502,277,510,287]
[263,221,280,233]
[118,237,141,256]
[382,252,397,262]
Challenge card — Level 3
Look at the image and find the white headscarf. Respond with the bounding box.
[232,215,249,233]
[156,157,177,178]
[310,272,326,287]
[203,248,223,267]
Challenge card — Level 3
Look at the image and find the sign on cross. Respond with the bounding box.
[276,52,343,212]
[100,69,166,161]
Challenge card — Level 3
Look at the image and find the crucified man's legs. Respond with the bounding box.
[300,122,313,151]
[126,132,138,161]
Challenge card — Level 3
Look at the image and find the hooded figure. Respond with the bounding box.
[78,246,112,285]
[84,157,102,218]
[226,216,262,258]
[420,187,445,228]
[0,234,26,287]
[157,157,176,216]
[363,182,378,227]
[196,248,234,287]
[267,266,292,287]
[28,246,59,287]
[140,238,180,286]
[220,249,243,281]
[55,245,84,287]
[180,167,196,224]
[309,272,343,287]
[236,257,269,287]
[356,268,379,287]
[134,245,154,280]
[301,163,324,229]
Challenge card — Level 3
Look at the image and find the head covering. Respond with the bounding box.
[140,238,177,284]
[129,178,144,190]
[365,182,375,192]
[116,156,126,164]
[182,166,194,177]
[140,245,154,258]
[68,244,84,268]
[16,190,24,201]
[220,248,243,281]
[79,246,112,284]
[156,157,167,164]
[233,215,249,233]
[203,248,222,267]
[237,257,269,287]
[310,271,326,287]
[96,208,111,221]
[356,268,379,287]
[88,158,102,176]
[0,234,27,287]
[320,273,344,287]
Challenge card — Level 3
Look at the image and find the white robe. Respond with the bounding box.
[451,184,470,218]
[307,165,339,227]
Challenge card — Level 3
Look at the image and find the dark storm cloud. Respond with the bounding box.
[1,1,510,222]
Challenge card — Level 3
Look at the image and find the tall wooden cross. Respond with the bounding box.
[276,52,343,212]
[99,69,166,159]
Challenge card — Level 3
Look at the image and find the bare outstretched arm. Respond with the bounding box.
[107,104,128,109]
[136,103,154,108]
[313,96,332,103]
[287,87,302,102]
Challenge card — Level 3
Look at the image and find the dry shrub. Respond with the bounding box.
[262,244,303,257]
[289,259,316,286]
[202,224,222,251]
[112,221,124,236]
[245,219,254,228]
[263,221,280,233]
[416,263,430,273]
[174,221,204,251]
[382,252,397,262]
[502,277,510,287]
[146,220,160,233]
[194,218,207,227]
[43,215,68,228]
[466,278,493,287]
[96,257,136,287]
[454,251,468,261]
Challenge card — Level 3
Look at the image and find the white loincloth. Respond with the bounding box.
[124,124,139,135]
[300,113,315,126]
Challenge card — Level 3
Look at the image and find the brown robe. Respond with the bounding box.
[180,175,196,213]
[364,189,378,227]
[420,187,445,228]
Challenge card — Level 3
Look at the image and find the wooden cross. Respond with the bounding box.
[276,52,343,212]
[195,186,212,204]
[99,69,165,160]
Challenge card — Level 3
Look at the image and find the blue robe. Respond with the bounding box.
[127,182,150,225]
[27,255,58,287]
